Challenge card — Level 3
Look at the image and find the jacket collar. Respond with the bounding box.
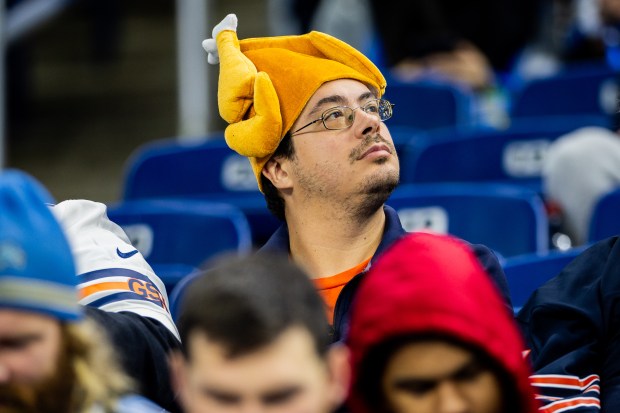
[259,205,406,261]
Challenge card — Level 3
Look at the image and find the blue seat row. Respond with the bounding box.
[382,62,618,132]
[106,198,253,293]
[502,246,588,313]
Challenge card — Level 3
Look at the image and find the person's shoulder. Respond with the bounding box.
[84,306,181,347]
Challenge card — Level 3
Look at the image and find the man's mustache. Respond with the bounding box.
[349,134,396,163]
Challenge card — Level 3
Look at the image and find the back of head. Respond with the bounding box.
[177,253,330,359]
[0,169,80,321]
[346,232,539,413]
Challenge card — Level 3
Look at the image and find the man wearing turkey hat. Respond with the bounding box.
[203,14,510,339]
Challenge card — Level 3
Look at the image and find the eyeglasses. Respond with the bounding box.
[291,99,394,135]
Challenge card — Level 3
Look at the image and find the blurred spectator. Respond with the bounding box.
[518,235,620,412]
[286,0,541,127]
[0,170,165,412]
[346,232,539,413]
[560,0,620,65]
[269,0,373,52]
[169,253,349,413]
[366,0,542,90]
[527,1,620,247]
[267,0,304,35]
[516,0,620,81]
[542,125,620,245]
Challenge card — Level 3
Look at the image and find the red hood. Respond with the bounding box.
[346,232,538,413]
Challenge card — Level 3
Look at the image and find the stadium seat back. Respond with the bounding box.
[503,246,587,313]
[400,116,612,193]
[121,135,280,247]
[588,187,620,243]
[384,79,476,130]
[510,64,619,123]
[388,182,549,257]
[107,198,253,291]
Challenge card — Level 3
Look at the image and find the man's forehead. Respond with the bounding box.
[386,340,480,380]
[184,330,330,400]
[309,79,374,105]
[0,308,59,331]
[185,328,327,379]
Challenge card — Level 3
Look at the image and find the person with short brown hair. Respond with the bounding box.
[169,253,349,413]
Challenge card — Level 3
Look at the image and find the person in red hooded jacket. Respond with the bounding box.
[346,232,539,413]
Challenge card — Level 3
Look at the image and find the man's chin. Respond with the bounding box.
[0,357,74,413]
[362,169,399,196]
[0,385,38,413]
[352,173,399,220]
[0,380,73,413]
[0,407,31,413]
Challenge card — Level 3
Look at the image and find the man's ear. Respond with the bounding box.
[326,343,352,408]
[262,156,293,190]
[168,350,189,405]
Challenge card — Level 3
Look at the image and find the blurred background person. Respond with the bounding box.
[346,232,539,413]
[169,253,350,413]
[270,0,543,91]
[516,0,620,81]
[542,122,620,246]
[518,235,620,412]
[365,0,542,90]
[0,169,164,412]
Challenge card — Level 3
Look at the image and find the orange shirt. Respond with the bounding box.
[313,257,372,323]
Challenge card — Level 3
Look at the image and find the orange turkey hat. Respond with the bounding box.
[203,14,386,191]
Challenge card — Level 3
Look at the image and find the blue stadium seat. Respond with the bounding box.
[168,270,201,321]
[123,133,257,199]
[121,134,280,247]
[510,64,619,125]
[387,182,549,257]
[107,198,253,292]
[502,246,588,313]
[384,79,476,131]
[588,187,620,243]
[400,115,612,193]
[387,126,426,154]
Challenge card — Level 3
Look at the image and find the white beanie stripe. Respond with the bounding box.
[0,276,80,318]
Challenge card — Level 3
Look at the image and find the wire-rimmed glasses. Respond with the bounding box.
[291,99,394,135]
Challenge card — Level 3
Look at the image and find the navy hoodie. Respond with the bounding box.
[260,205,511,341]
[518,236,620,412]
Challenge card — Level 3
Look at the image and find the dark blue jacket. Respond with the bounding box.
[260,205,511,341]
[517,236,620,413]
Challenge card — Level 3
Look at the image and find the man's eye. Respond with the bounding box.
[364,103,379,113]
[262,387,300,405]
[203,390,240,405]
[395,380,437,396]
[453,361,486,382]
[0,337,35,350]
[324,109,345,120]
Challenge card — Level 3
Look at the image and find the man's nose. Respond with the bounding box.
[238,400,266,413]
[437,381,469,413]
[0,360,10,383]
[354,109,381,138]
